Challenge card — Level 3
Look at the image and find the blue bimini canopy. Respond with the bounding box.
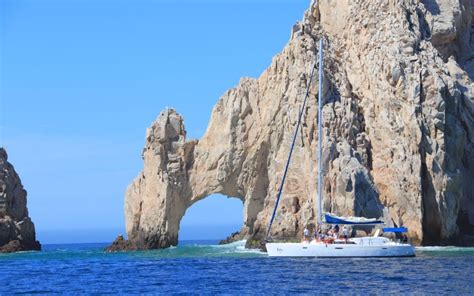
[324,213,384,225]
[383,227,408,233]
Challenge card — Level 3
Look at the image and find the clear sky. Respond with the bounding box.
[1,0,309,243]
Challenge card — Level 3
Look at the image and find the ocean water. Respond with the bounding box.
[0,240,473,294]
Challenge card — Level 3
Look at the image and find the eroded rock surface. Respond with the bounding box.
[0,148,41,252]
[119,0,474,250]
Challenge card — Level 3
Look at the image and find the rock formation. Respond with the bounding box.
[0,148,41,252]
[118,0,474,250]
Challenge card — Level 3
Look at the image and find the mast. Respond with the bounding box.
[317,39,324,225]
[265,56,317,239]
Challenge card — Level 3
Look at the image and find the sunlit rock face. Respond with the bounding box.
[122,0,474,249]
[0,148,41,252]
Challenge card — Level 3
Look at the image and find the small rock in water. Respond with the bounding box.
[105,235,140,252]
[219,231,243,245]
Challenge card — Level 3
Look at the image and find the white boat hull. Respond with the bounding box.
[266,237,415,257]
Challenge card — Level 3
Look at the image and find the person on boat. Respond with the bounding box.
[342,225,349,243]
[315,225,324,241]
[303,226,310,242]
[402,234,408,243]
[331,225,339,239]
[323,229,335,244]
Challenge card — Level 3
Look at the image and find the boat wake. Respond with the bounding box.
[211,240,265,255]
[416,246,474,252]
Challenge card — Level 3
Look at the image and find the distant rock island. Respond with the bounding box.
[109,0,474,251]
[0,148,40,253]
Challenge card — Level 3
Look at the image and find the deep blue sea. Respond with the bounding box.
[0,240,473,294]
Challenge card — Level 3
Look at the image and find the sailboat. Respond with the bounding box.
[265,39,415,257]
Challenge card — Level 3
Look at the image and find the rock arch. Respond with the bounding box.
[119,1,474,250]
[124,102,274,249]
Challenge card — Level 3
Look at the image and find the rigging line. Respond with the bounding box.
[374,190,385,219]
[354,195,369,219]
[265,56,317,239]
[316,38,324,225]
[376,202,385,219]
[354,175,385,220]
[354,190,383,221]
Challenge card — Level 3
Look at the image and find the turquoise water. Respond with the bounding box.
[0,240,473,294]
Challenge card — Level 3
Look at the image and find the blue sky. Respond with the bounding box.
[1,0,309,243]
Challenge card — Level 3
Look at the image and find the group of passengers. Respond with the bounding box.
[303,225,410,244]
[303,224,349,244]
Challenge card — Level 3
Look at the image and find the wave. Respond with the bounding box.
[212,240,266,255]
[416,246,474,252]
[128,239,266,259]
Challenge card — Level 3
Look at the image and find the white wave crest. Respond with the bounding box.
[214,240,265,255]
[416,246,474,252]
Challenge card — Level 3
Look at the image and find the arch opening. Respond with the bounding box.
[178,194,244,244]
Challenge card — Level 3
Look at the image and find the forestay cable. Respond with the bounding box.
[265,53,318,239]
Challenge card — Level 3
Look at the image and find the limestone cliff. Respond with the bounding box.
[120,0,474,249]
[0,148,41,252]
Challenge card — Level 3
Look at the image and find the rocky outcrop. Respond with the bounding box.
[0,148,40,252]
[219,231,245,245]
[119,0,474,250]
[106,235,140,252]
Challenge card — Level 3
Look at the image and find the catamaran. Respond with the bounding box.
[265,39,415,257]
